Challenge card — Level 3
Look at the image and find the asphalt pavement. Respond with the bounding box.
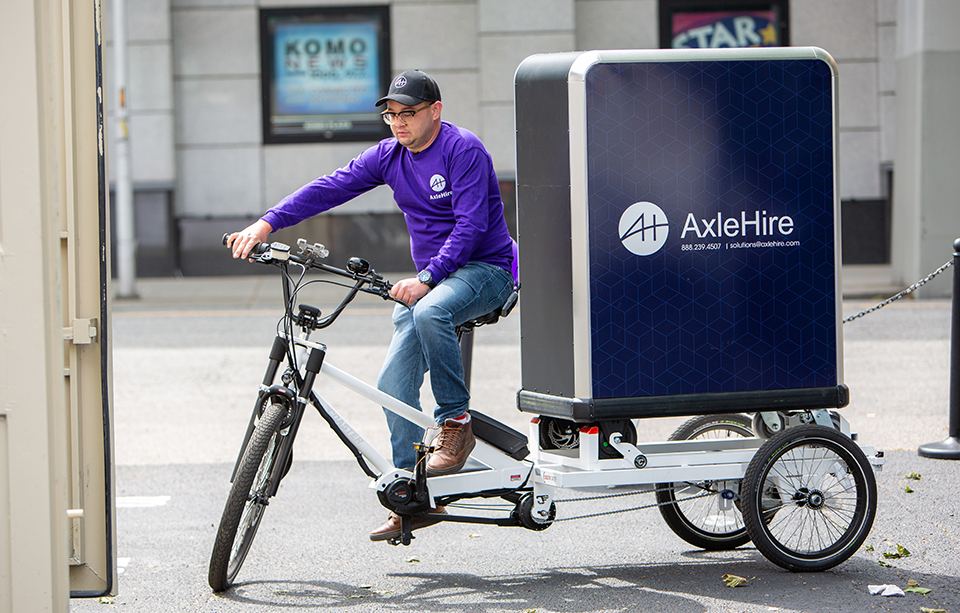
[69,264,960,613]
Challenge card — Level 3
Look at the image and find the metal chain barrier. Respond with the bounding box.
[843,259,954,324]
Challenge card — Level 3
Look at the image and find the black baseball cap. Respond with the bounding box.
[376,69,441,107]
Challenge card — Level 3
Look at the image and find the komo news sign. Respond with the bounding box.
[260,6,392,144]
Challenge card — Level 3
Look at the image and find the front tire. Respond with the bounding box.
[741,425,876,571]
[208,402,287,592]
[656,414,754,550]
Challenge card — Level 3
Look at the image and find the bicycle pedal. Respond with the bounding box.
[386,534,415,547]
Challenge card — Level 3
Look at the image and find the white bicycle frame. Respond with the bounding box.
[291,331,882,527]
[291,335,534,503]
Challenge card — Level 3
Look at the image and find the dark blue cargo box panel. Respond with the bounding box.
[514,49,847,421]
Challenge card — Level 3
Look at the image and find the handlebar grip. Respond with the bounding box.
[222,233,270,256]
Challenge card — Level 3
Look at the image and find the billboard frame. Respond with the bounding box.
[658,0,791,49]
[259,5,393,145]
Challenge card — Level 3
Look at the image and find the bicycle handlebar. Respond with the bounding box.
[221,233,396,303]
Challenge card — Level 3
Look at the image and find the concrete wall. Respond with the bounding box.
[891,0,960,297]
[104,0,924,274]
[104,0,176,188]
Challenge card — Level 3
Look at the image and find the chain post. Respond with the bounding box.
[918,238,960,459]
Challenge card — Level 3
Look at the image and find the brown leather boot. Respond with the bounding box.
[426,419,476,476]
[368,507,447,542]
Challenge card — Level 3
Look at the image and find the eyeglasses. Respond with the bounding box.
[381,103,433,126]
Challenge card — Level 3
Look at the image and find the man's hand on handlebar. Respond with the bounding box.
[389,277,431,306]
[226,219,274,260]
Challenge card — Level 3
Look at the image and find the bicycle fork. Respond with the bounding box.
[229,335,326,499]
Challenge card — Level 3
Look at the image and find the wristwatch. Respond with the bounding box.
[417,269,436,289]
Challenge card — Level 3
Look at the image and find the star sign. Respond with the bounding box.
[759,23,778,45]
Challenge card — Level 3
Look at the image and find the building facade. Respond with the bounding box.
[105,0,917,277]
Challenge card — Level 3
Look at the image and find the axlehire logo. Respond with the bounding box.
[619,202,669,256]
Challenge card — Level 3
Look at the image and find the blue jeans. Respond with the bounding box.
[377,262,515,470]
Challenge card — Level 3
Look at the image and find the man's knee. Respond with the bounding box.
[412,300,453,333]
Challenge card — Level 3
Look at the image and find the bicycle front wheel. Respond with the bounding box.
[208,402,288,592]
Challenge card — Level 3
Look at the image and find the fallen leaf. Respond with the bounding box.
[406,557,420,563]
[920,608,946,613]
[865,544,874,552]
[906,472,922,480]
[882,544,911,559]
[908,579,920,587]
[904,486,914,493]
[878,560,892,567]
[905,586,932,594]
[722,574,748,587]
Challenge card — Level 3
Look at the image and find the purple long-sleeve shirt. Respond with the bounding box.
[261,122,514,284]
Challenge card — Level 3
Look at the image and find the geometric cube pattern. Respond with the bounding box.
[584,59,838,399]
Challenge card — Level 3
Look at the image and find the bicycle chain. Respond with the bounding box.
[446,485,717,523]
[550,486,713,523]
[843,259,953,324]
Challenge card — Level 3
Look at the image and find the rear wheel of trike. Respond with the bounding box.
[741,425,877,571]
[208,402,288,592]
[655,414,755,550]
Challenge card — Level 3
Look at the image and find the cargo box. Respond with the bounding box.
[514,48,847,422]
